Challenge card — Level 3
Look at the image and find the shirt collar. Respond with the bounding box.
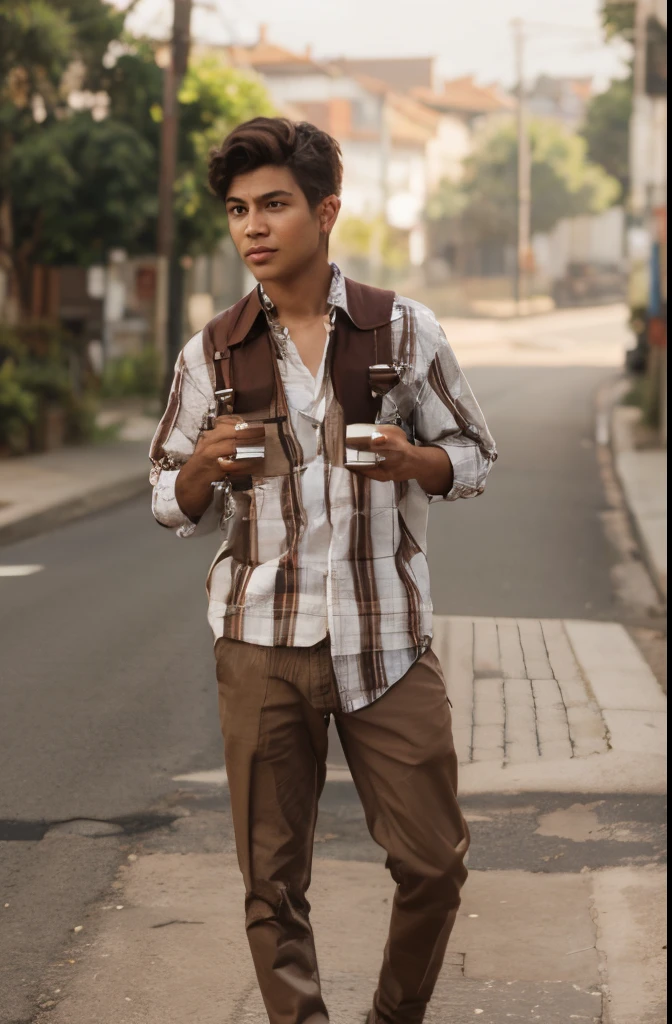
[258,263,347,325]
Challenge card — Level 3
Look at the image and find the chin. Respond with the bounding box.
[248,261,294,286]
[247,264,276,282]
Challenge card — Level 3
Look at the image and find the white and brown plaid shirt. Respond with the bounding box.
[150,266,497,711]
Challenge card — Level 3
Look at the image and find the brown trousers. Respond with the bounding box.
[215,637,470,1024]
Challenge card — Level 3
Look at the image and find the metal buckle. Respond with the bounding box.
[214,388,235,416]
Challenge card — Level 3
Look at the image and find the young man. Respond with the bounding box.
[150,117,497,1024]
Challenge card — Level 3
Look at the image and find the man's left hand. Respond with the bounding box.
[346,425,418,483]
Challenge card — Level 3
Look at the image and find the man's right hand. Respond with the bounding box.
[175,417,265,521]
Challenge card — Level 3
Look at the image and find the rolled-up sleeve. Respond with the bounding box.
[414,318,497,501]
[149,331,219,536]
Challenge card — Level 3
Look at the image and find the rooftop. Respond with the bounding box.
[330,56,435,94]
[223,24,330,76]
[413,76,514,115]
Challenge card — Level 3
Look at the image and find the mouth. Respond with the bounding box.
[245,247,277,264]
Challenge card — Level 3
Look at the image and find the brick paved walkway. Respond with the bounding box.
[435,616,610,767]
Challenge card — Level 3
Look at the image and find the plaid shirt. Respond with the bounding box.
[150,266,497,711]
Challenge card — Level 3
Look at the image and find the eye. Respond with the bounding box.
[267,201,286,210]
[228,205,246,216]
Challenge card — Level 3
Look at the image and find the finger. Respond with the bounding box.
[369,433,407,452]
[211,440,237,459]
[211,419,265,441]
[217,456,265,477]
[346,437,377,452]
[232,421,266,441]
[345,466,389,482]
[346,429,389,452]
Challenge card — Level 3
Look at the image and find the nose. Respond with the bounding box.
[245,209,269,238]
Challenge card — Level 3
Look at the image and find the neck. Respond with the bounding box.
[262,257,333,321]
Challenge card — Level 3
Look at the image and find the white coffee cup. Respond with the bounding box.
[345,423,384,465]
[346,422,384,442]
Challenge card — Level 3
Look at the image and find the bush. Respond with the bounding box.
[64,391,99,444]
[623,371,661,430]
[15,360,72,404]
[0,322,99,452]
[100,349,160,399]
[0,361,38,454]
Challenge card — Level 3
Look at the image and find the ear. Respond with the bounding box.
[319,195,341,236]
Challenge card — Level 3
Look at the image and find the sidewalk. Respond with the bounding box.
[0,407,156,547]
[32,614,666,1024]
[611,403,667,599]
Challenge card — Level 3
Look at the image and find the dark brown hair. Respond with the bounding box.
[208,117,343,208]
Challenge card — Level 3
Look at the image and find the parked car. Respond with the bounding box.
[552,262,627,307]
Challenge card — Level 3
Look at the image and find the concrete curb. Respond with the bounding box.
[0,472,149,548]
[610,402,667,601]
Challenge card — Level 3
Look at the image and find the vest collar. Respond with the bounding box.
[227,267,396,348]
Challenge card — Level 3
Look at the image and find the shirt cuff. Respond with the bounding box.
[424,441,492,502]
[151,468,217,537]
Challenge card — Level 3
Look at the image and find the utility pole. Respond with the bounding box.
[512,18,531,315]
[631,0,651,215]
[370,93,390,287]
[155,0,193,392]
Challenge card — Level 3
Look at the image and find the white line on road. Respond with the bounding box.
[173,765,353,786]
[0,564,45,577]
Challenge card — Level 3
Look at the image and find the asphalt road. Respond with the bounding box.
[429,364,620,621]
[0,306,663,1023]
[0,362,624,825]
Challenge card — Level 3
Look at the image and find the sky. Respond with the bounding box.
[119,0,631,90]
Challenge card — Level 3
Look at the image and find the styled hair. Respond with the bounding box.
[208,117,343,208]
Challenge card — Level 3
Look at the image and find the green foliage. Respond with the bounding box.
[0,321,100,450]
[334,216,409,271]
[5,32,276,286]
[0,0,125,83]
[602,2,635,41]
[10,112,157,265]
[15,358,71,403]
[581,78,632,201]
[63,389,98,443]
[0,0,125,145]
[0,360,37,453]
[425,178,467,222]
[175,58,276,256]
[100,349,161,398]
[430,119,621,242]
[623,372,661,429]
[0,2,73,105]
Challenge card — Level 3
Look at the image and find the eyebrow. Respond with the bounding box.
[225,190,294,205]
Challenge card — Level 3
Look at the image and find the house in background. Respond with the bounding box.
[195,31,443,282]
[190,30,518,305]
[412,76,515,188]
[523,75,594,131]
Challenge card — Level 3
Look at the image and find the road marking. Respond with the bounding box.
[173,764,353,786]
[0,564,44,577]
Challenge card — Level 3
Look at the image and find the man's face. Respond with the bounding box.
[225,165,339,284]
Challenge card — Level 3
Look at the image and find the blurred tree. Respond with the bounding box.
[602,2,635,41]
[10,113,156,276]
[2,11,273,318]
[332,215,410,273]
[428,119,621,246]
[174,58,275,256]
[581,78,632,203]
[0,0,127,315]
[425,178,467,222]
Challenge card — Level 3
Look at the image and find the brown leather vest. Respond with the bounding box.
[202,277,396,427]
